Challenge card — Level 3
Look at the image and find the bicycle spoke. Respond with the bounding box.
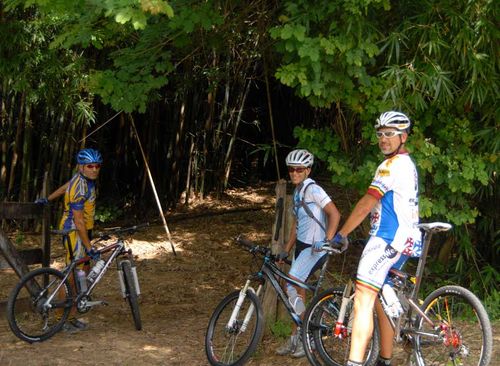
[206,290,263,366]
[7,268,72,343]
[416,286,492,366]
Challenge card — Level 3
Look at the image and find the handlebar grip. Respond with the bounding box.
[323,241,349,254]
[101,222,150,235]
[235,235,255,249]
[131,222,150,230]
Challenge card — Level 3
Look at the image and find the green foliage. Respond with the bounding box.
[276,0,498,299]
[269,319,292,339]
[95,203,123,223]
[270,0,388,108]
[483,289,500,321]
[15,233,25,245]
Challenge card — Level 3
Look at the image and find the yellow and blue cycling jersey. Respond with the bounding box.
[58,172,96,264]
[59,172,96,231]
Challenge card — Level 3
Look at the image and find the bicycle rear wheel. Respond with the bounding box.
[414,285,492,366]
[7,267,72,343]
[205,289,264,366]
[302,287,380,366]
[121,260,142,330]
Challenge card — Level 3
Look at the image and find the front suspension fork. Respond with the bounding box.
[226,280,262,333]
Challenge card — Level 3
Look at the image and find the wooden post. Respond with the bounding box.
[0,228,40,296]
[0,227,31,278]
[0,202,46,295]
[41,172,51,267]
[261,179,287,325]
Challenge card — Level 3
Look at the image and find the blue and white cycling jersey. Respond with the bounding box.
[293,178,332,245]
[367,152,421,256]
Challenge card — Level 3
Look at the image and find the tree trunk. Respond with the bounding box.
[7,92,25,199]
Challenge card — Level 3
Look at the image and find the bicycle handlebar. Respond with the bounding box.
[52,223,149,240]
[235,235,291,266]
[99,222,150,235]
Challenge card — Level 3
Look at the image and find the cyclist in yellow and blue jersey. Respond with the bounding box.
[59,157,99,264]
[41,148,103,333]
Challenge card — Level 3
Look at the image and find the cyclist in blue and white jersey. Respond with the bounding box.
[276,149,341,358]
[332,111,421,366]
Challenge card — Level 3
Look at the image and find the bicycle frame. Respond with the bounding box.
[382,223,452,343]
[323,223,452,343]
[40,239,131,313]
[227,244,332,332]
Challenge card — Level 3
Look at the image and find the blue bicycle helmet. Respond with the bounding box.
[76,148,103,164]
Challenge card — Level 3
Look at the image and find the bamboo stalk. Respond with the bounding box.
[264,56,280,180]
[130,116,177,256]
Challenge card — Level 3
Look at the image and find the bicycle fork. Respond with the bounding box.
[334,280,354,338]
[226,280,262,333]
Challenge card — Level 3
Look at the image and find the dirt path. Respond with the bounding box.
[0,185,498,365]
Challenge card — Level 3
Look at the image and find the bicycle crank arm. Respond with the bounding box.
[85,300,109,307]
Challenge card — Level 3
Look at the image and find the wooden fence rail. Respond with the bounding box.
[0,173,51,279]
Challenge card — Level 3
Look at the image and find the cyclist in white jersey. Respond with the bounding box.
[331,111,420,366]
[276,149,341,358]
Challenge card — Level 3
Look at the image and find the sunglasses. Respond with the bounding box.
[376,131,404,138]
[85,164,101,170]
[288,167,307,173]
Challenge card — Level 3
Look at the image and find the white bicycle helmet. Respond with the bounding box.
[286,149,314,167]
[375,111,411,132]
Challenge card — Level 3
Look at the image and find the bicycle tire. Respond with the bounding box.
[7,267,72,343]
[302,287,380,366]
[205,289,264,366]
[414,285,492,366]
[121,260,142,330]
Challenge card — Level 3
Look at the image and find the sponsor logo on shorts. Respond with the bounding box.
[368,245,397,274]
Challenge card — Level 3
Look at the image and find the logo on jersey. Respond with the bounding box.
[401,237,422,257]
[377,169,390,177]
[384,156,398,167]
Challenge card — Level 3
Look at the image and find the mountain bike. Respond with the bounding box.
[204,235,380,366]
[302,222,493,366]
[6,223,147,343]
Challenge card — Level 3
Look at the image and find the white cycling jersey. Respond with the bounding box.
[293,178,332,245]
[367,152,421,256]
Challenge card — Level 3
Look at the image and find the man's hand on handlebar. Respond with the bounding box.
[85,247,100,261]
[329,232,349,252]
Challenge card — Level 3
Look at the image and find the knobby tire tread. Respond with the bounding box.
[303,287,380,366]
[205,290,264,366]
[7,267,72,343]
[416,285,492,366]
[121,260,142,330]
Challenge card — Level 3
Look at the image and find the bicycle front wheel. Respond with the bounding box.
[415,285,493,366]
[121,260,142,330]
[302,287,380,366]
[7,267,72,343]
[205,289,264,366]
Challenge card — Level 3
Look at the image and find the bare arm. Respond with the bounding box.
[338,193,379,237]
[323,201,341,241]
[47,182,69,201]
[283,219,297,253]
